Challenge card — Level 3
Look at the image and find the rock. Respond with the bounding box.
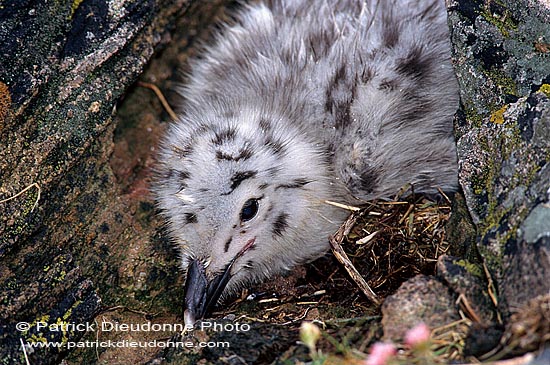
[437,255,498,324]
[0,0,222,363]
[448,0,550,322]
[444,192,479,262]
[463,322,505,358]
[437,256,504,357]
[381,275,460,341]
[145,321,298,365]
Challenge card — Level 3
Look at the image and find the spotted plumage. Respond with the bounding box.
[153,0,459,323]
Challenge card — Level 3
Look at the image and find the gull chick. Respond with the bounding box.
[153,0,459,324]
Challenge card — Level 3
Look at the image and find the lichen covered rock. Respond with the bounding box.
[448,0,550,325]
[0,0,191,363]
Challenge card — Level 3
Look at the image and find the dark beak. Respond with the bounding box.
[183,239,256,325]
[183,258,233,324]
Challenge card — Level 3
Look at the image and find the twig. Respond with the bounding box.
[99,305,160,318]
[137,81,178,120]
[19,338,31,365]
[0,183,41,212]
[483,261,502,324]
[356,230,379,245]
[280,307,314,325]
[457,293,482,323]
[465,352,534,365]
[324,200,361,211]
[94,318,100,361]
[329,213,380,305]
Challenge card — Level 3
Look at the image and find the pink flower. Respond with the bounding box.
[365,342,396,365]
[404,323,431,347]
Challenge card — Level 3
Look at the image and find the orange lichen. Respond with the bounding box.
[0,81,12,129]
[490,105,508,124]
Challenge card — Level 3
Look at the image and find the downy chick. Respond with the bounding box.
[153,0,459,324]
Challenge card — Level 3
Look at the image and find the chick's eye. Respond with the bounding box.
[240,198,259,222]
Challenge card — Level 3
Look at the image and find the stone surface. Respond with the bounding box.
[448,0,550,321]
[381,275,460,342]
[145,321,299,365]
[0,0,215,363]
[437,255,498,324]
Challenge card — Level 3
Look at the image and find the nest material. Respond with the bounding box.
[498,294,550,357]
[331,192,452,297]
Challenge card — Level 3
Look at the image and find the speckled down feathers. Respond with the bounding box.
[153,0,459,298]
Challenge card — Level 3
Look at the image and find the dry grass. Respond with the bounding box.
[430,317,472,363]
[334,191,452,296]
[481,293,550,362]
